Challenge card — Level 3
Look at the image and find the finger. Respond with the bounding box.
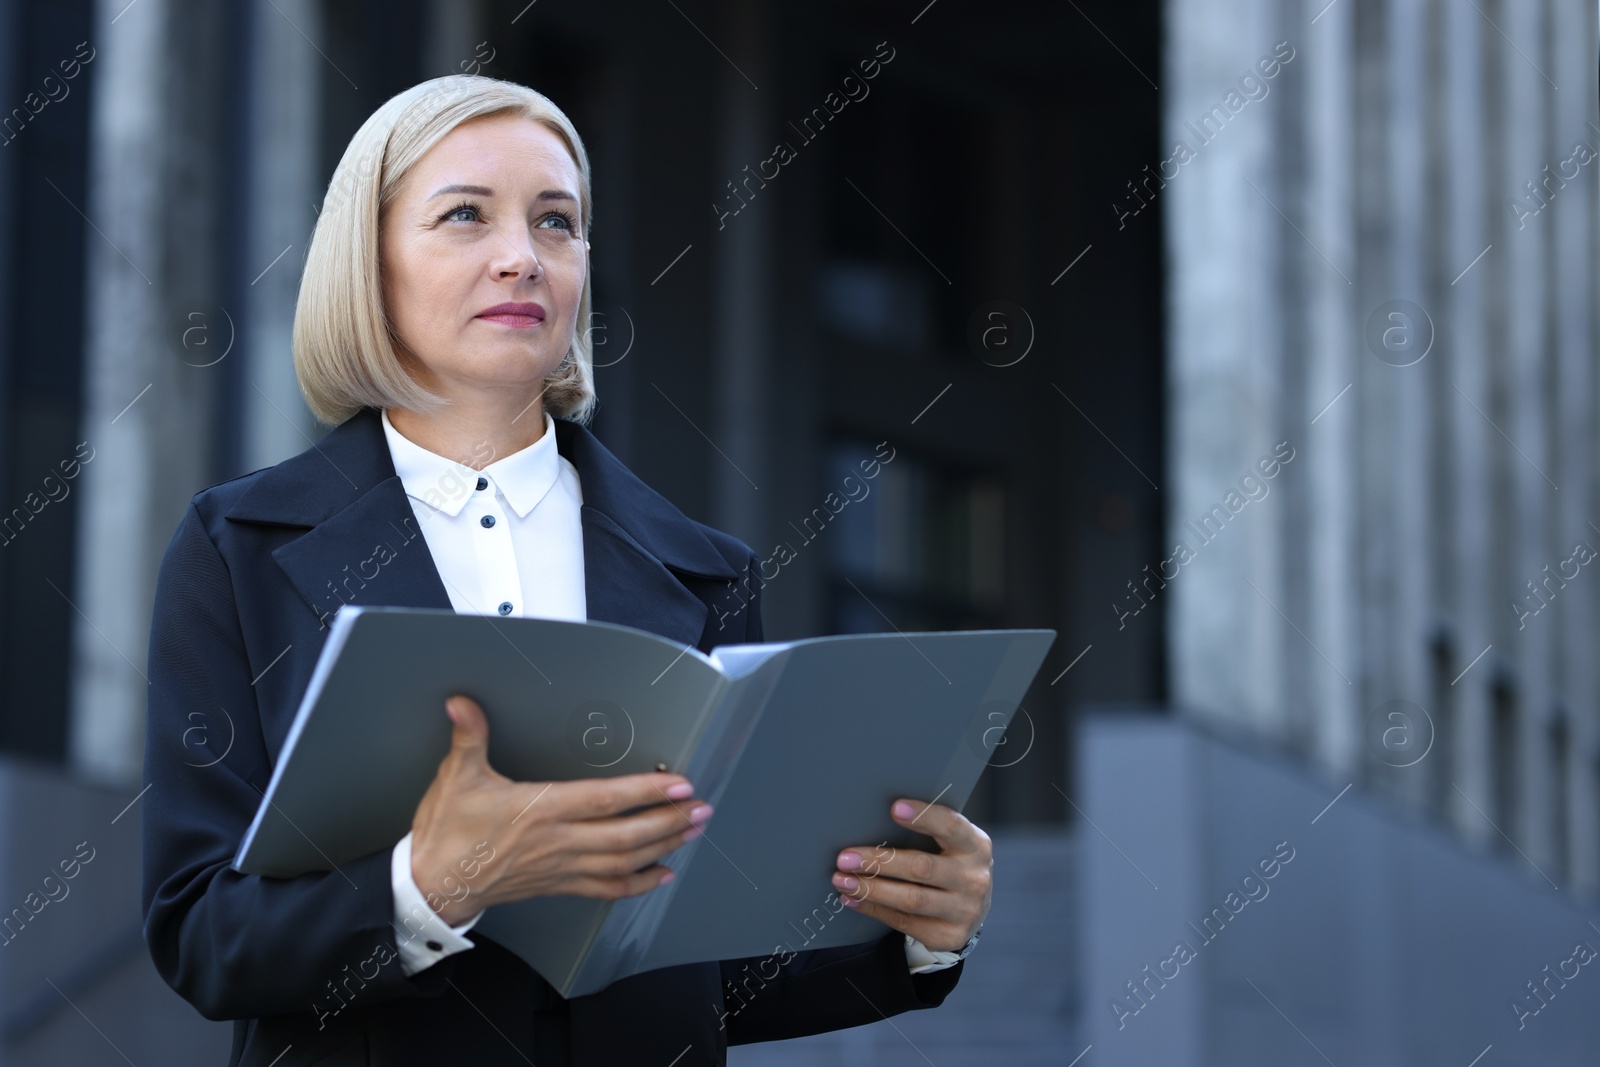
[832,861,958,917]
[836,844,957,890]
[557,773,696,821]
[567,864,677,901]
[577,798,713,853]
[889,799,990,858]
[443,695,494,772]
[836,891,972,953]
[580,824,702,879]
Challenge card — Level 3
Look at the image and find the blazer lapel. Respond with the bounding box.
[580,505,716,649]
[552,417,742,651]
[270,478,451,627]
[225,407,741,652]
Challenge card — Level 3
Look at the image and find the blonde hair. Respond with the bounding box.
[294,74,596,426]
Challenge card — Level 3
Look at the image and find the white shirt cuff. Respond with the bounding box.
[391,831,484,976]
[904,933,965,974]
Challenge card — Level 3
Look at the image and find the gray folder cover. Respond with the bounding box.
[234,606,1055,997]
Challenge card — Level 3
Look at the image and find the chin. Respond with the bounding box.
[475,346,568,375]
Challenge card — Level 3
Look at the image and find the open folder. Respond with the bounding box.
[234,605,1055,997]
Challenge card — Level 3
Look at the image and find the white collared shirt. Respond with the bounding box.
[381,407,585,622]
[377,408,960,978]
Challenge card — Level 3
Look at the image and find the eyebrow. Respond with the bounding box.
[425,183,578,203]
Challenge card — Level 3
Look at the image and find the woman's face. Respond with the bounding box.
[380,114,587,410]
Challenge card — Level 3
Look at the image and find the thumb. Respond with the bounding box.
[444,694,492,768]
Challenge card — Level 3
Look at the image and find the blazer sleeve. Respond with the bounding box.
[140,502,464,1022]
[718,551,965,1045]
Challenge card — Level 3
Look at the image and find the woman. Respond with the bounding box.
[141,74,991,1066]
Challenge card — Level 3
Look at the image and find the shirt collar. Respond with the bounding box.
[381,407,563,519]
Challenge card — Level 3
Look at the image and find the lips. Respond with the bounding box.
[476,301,546,326]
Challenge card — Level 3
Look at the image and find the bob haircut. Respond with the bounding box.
[293,74,596,427]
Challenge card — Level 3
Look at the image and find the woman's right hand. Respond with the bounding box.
[408,694,712,926]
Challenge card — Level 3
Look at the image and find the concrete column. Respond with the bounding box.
[1164,0,1288,736]
[0,0,14,610]
[1442,0,1495,848]
[1349,0,1401,788]
[1377,0,1432,811]
[709,0,773,547]
[69,0,209,783]
[1551,0,1599,894]
[1499,2,1556,872]
[1299,0,1359,776]
[240,0,323,470]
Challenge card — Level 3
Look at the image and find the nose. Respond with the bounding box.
[490,228,543,281]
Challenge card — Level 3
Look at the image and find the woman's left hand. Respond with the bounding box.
[830,799,992,952]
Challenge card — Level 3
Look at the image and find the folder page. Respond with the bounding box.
[235,607,730,876]
[631,628,1055,975]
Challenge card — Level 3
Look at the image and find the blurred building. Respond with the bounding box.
[1163,0,1600,900]
[1067,9,1600,1062]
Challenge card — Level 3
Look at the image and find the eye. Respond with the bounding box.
[539,210,579,233]
[438,201,480,223]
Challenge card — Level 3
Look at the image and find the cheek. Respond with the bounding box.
[379,243,419,327]
[383,272,426,342]
[387,246,471,334]
[552,260,587,313]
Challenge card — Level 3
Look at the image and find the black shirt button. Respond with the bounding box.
[498,602,513,616]
[426,940,443,952]
[480,515,495,528]
[476,477,488,491]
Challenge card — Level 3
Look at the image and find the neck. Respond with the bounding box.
[386,394,548,471]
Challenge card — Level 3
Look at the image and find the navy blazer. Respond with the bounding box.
[141,406,962,1066]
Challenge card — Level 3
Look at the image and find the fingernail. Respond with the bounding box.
[838,851,861,871]
[842,895,860,908]
[893,801,915,819]
[665,782,694,799]
[833,873,858,891]
[689,805,713,825]
[682,825,704,843]
[658,870,675,886]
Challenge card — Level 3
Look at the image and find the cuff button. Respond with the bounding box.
[426,940,443,952]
